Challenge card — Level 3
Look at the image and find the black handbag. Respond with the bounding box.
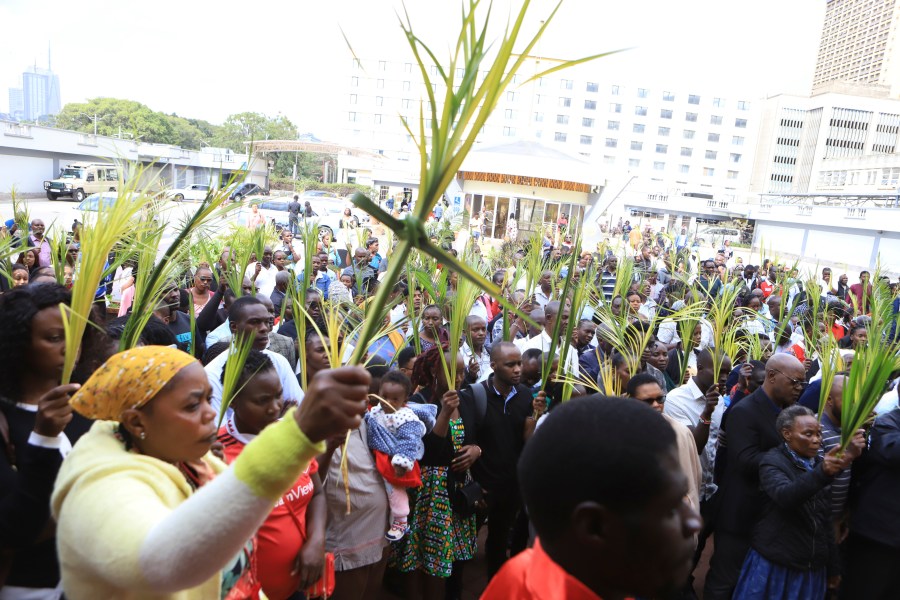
[448,467,483,517]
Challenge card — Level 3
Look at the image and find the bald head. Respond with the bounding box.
[763,353,807,407]
[545,301,561,319]
[490,341,519,362]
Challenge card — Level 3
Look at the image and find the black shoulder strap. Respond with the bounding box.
[470,382,488,425]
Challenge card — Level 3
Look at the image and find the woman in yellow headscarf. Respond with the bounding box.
[52,345,370,600]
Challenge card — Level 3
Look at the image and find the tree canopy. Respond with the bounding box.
[53,98,332,179]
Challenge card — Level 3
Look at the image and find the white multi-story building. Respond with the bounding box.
[341,56,760,205]
[750,89,900,195]
[812,0,900,95]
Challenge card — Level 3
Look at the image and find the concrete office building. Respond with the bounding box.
[341,57,759,206]
[812,0,900,95]
[750,90,900,195]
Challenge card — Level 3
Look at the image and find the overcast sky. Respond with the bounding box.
[2,0,824,141]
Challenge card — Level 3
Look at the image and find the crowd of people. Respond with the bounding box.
[2,209,900,600]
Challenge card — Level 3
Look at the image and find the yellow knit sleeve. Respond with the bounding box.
[232,408,326,501]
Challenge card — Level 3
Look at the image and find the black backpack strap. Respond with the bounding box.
[470,382,488,426]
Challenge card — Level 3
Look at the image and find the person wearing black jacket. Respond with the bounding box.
[458,342,537,579]
[733,405,859,598]
[843,404,900,599]
[705,353,808,599]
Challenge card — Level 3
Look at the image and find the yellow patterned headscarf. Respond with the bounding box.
[70,346,197,421]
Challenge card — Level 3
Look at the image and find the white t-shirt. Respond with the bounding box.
[245,262,280,297]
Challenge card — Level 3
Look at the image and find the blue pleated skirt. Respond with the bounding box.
[733,548,827,600]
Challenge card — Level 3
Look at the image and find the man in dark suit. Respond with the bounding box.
[704,353,807,599]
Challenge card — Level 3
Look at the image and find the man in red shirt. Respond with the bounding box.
[849,271,873,315]
[482,396,702,600]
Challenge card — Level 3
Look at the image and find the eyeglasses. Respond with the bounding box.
[644,396,666,405]
[198,277,213,282]
[772,369,807,388]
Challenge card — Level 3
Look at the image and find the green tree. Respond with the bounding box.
[211,112,298,153]
[56,98,176,144]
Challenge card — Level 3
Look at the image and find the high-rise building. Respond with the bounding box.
[7,46,61,122]
[749,89,900,195]
[812,0,900,95]
[342,56,759,203]
[8,88,24,120]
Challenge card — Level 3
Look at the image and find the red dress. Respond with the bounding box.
[218,423,319,600]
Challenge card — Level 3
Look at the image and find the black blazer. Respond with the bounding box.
[716,387,784,536]
[751,444,837,574]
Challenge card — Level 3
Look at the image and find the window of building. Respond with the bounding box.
[704,167,715,176]
[737,100,750,111]
[732,135,744,145]
[378,60,387,71]
[605,138,618,148]
[351,76,359,87]
[654,161,665,170]
[377,79,385,89]
[402,81,411,91]
[557,114,569,124]
[658,126,670,136]
[611,84,620,95]
[583,117,595,128]
[708,133,720,142]
[505,109,515,119]
[730,153,742,163]
[561,78,573,90]
[580,135,593,145]
[663,91,675,101]
[635,106,648,116]
[586,82,599,92]
[656,144,668,153]
[560,97,572,108]
[404,62,412,73]
[660,109,673,119]
[456,67,464,78]
[688,94,700,104]
[637,88,649,98]
[602,155,614,164]
[375,96,383,107]
[680,147,693,157]
[402,99,412,109]
[686,112,698,122]
[633,123,645,133]
[705,150,717,159]
[735,118,748,128]
[374,114,382,124]
[679,164,690,174]
[555,132,567,142]
[534,112,544,122]
[713,97,724,108]
[348,112,358,122]
[610,103,622,113]
[503,126,516,137]
[727,170,739,179]
[349,94,357,104]
[584,100,597,110]
[629,158,641,168]
[631,141,643,151]
[684,129,695,139]
[608,120,619,130]
[507,91,516,102]
[710,115,723,125]
[352,58,361,69]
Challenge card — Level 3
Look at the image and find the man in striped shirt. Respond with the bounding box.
[819,373,852,537]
